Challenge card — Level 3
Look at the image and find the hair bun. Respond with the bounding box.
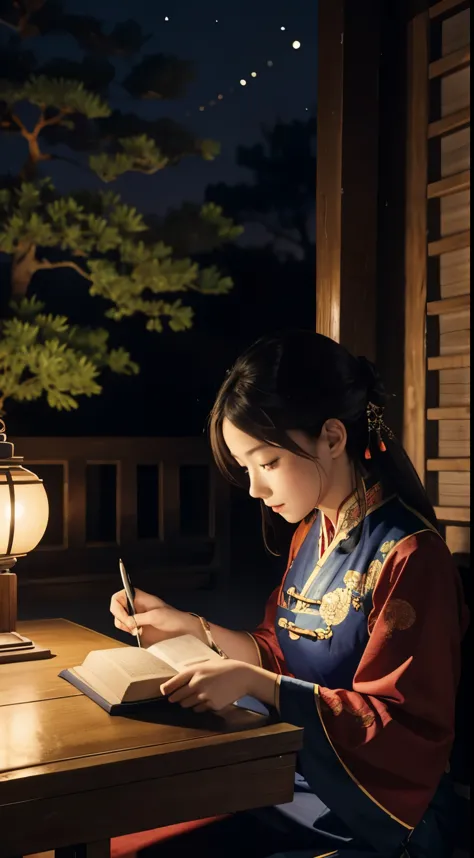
[357,356,388,406]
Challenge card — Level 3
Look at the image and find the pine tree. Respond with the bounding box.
[207,117,316,260]
[0,1,242,414]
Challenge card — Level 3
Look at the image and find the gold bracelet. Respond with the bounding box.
[189,613,228,659]
[274,674,282,713]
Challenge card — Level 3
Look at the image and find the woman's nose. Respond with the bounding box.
[248,474,270,500]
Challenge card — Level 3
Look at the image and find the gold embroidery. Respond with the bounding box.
[358,711,376,728]
[321,696,375,728]
[342,701,376,728]
[317,570,363,627]
[361,558,383,596]
[320,696,343,717]
[343,570,362,590]
[381,540,397,555]
[383,599,416,638]
[319,586,352,626]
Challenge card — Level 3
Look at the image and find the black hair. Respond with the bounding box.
[209,330,438,553]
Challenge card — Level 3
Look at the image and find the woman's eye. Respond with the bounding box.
[261,458,279,471]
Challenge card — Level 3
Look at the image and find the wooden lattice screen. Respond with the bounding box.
[405,0,470,557]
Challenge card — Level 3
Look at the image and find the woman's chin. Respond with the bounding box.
[280,504,317,524]
[280,509,306,524]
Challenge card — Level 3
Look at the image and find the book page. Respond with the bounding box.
[148,634,223,673]
[79,648,177,704]
[73,665,123,706]
[84,646,174,678]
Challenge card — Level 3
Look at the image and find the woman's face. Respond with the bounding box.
[222,418,342,523]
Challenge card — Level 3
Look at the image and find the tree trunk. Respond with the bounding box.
[11,245,37,297]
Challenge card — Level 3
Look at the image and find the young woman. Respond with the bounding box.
[110,331,467,858]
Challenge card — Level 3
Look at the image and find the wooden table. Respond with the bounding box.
[0,620,302,858]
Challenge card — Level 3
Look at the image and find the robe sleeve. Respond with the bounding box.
[276,529,468,835]
[247,519,314,673]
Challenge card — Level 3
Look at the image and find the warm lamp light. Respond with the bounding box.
[0,420,49,640]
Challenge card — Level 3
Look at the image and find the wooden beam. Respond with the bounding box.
[316,0,381,359]
[404,10,429,483]
[428,106,470,138]
[427,294,470,314]
[429,0,470,20]
[429,46,470,79]
[428,406,471,419]
[427,458,470,470]
[434,506,471,522]
[427,170,470,198]
[428,353,471,369]
[428,230,470,256]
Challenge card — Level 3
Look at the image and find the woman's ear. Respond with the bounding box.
[323,419,347,459]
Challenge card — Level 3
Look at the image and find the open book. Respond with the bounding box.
[59,634,224,714]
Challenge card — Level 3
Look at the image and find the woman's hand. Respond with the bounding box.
[161,660,279,713]
[110,588,196,647]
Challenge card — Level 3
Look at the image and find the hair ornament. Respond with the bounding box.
[364,402,394,460]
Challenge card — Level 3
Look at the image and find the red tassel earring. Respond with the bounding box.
[366,402,393,459]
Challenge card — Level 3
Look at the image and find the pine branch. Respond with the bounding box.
[35,259,92,280]
[36,109,70,133]
[11,114,29,136]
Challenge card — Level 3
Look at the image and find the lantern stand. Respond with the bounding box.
[0,420,52,663]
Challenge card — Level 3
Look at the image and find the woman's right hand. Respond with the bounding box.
[110,588,196,646]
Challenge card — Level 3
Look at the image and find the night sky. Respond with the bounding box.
[1,0,317,221]
[1,0,318,438]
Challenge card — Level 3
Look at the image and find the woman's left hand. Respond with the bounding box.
[161,659,256,713]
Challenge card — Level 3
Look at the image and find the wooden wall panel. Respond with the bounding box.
[438,419,470,456]
[441,67,470,115]
[439,367,471,405]
[406,3,470,549]
[440,246,470,295]
[438,471,470,505]
[442,7,470,53]
[441,127,470,175]
[439,312,470,353]
[437,8,471,531]
[440,189,470,235]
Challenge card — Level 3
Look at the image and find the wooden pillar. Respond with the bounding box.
[404,9,430,483]
[316,0,382,361]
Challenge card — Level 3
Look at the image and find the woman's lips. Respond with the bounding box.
[271,504,285,513]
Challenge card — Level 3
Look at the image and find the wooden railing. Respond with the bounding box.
[12,437,230,589]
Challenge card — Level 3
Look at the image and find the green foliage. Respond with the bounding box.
[0,3,241,414]
[0,75,111,118]
[89,135,169,181]
[0,183,240,411]
[0,298,139,415]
